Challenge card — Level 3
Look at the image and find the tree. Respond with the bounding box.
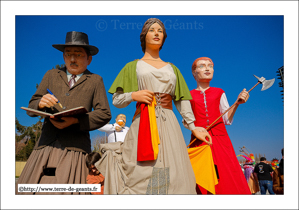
[53,64,65,69]
[91,135,108,153]
[15,117,43,161]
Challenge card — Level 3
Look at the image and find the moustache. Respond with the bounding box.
[70,63,78,67]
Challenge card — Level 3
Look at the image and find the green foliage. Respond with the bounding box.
[15,117,43,161]
[53,64,65,69]
[16,80,45,160]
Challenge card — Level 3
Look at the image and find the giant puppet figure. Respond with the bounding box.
[17,31,111,194]
[237,147,260,194]
[188,57,251,194]
[95,18,211,195]
[98,114,129,143]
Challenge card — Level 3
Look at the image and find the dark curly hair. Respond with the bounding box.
[86,152,101,169]
[140,18,167,53]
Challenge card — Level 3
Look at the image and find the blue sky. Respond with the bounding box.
[1,1,298,209]
[15,15,283,160]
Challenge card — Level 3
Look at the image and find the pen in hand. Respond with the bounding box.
[47,88,63,109]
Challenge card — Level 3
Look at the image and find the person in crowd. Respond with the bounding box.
[86,152,105,195]
[254,157,275,195]
[96,18,211,195]
[98,114,129,143]
[188,57,251,194]
[273,148,284,194]
[17,31,111,194]
[244,160,260,194]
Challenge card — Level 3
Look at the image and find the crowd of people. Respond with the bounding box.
[17,18,283,195]
[240,149,284,195]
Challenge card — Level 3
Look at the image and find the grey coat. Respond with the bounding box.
[28,67,111,153]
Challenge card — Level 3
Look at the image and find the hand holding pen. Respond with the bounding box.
[46,89,63,108]
[38,88,64,109]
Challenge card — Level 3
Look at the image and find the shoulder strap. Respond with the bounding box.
[112,124,117,142]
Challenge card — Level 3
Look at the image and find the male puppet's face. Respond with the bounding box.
[63,46,92,75]
[193,59,214,82]
[116,114,126,127]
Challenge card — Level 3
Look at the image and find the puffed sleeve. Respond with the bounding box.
[220,92,233,125]
[98,124,115,132]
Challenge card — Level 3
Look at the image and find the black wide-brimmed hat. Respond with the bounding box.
[52,31,99,56]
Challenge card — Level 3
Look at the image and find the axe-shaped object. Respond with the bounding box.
[187,75,275,148]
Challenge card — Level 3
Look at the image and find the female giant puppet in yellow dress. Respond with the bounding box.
[95,18,211,194]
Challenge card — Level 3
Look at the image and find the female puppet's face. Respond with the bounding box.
[193,59,214,82]
[145,23,164,50]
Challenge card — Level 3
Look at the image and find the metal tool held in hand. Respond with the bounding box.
[187,75,275,148]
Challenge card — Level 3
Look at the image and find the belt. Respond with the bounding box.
[154,92,173,110]
[132,93,172,121]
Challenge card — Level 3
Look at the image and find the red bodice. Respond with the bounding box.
[190,87,228,136]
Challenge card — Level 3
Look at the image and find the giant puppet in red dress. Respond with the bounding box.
[189,57,251,194]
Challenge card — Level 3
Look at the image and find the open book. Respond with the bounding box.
[21,106,88,119]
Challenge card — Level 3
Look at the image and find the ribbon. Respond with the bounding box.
[188,145,218,194]
[137,97,160,161]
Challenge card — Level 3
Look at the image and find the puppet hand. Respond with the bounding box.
[192,129,212,145]
[236,88,249,104]
[38,94,58,109]
[195,126,208,133]
[131,90,154,104]
[50,116,79,129]
[115,126,122,132]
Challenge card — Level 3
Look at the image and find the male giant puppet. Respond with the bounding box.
[189,57,251,194]
[17,31,111,194]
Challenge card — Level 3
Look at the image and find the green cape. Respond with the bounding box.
[108,60,192,101]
